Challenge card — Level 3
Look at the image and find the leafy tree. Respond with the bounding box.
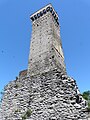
[82,90,90,109]
[82,91,90,100]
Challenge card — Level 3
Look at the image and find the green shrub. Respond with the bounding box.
[82,90,90,111]
[15,84,19,88]
[22,115,27,120]
[26,109,32,117]
[82,91,90,101]
[21,109,32,120]
[15,109,21,113]
[88,102,90,108]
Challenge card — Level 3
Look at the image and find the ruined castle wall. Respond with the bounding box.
[1,70,31,120]
[28,70,87,120]
[1,70,88,120]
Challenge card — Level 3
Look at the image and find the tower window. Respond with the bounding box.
[40,11,43,16]
[43,9,46,14]
[57,21,59,25]
[34,15,37,20]
[50,7,53,13]
[52,11,55,16]
[54,14,56,19]
[31,17,34,21]
[37,13,40,18]
[46,6,50,12]
[55,17,58,22]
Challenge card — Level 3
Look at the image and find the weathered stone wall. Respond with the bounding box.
[1,70,31,120]
[0,108,2,120]
[0,69,88,120]
[28,69,87,120]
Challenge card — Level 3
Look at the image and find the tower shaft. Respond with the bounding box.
[28,4,66,76]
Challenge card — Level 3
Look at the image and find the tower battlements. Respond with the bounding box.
[30,4,59,25]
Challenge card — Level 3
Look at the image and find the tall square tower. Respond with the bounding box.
[28,4,66,76]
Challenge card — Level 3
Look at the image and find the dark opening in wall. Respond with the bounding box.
[37,13,40,18]
[70,97,73,100]
[15,93,18,97]
[76,95,79,103]
[52,48,54,50]
[31,17,34,21]
[46,6,50,12]
[54,14,56,18]
[40,11,43,16]
[52,55,54,58]
[43,9,46,14]
[39,55,41,57]
[34,15,37,20]
[52,11,55,16]
[50,7,53,13]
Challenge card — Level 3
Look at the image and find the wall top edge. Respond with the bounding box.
[30,3,59,20]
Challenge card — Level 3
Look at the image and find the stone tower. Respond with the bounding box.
[28,4,66,76]
[0,4,88,120]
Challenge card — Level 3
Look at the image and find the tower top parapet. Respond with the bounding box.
[30,4,59,25]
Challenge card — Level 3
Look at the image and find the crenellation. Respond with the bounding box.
[30,4,59,25]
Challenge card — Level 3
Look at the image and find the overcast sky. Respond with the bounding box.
[0,0,90,96]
